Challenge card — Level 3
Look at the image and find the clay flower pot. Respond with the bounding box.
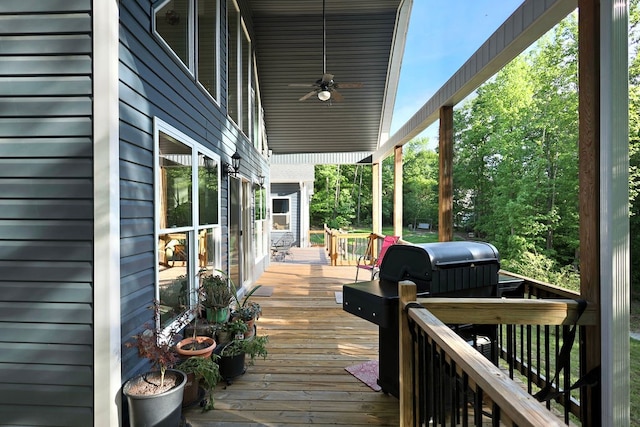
[175,336,216,358]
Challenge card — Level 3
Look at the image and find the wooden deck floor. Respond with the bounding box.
[184,250,399,426]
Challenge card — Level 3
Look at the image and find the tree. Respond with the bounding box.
[453,13,579,267]
[402,138,439,229]
[629,0,640,293]
[310,164,371,229]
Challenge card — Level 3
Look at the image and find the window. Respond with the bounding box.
[226,0,252,134]
[271,198,291,231]
[154,0,219,100]
[254,187,267,259]
[227,0,239,124]
[155,119,221,328]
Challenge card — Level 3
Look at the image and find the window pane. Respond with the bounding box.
[198,153,219,225]
[241,30,250,135]
[272,198,289,214]
[272,214,290,230]
[254,188,264,221]
[227,1,239,123]
[160,133,193,228]
[158,232,190,326]
[198,228,217,271]
[198,0,217,97]
[155,0,190,66]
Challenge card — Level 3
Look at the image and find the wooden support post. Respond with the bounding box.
[399,281,417,427]
[439,105,454,242]
[330,231,338,266]
[394,146,403,238]
[578,1,601,424]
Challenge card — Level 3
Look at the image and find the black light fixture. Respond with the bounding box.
[258,175,265,187]
[223,151,242,177]
[203,157,215,174]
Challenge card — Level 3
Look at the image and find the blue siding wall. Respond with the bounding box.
[0,1,94,425]
[119,0,268,379]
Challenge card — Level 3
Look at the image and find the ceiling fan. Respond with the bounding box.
[288,0,363,102]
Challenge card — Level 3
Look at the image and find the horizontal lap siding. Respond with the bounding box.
[119,0,270,379]
[0,1,94,426]
[119,0,230,379]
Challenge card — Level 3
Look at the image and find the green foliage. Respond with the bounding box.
[631,338,640,425]
[201,273,234,309]
[402,139,439,228]
[178,354,221,411]
[501,252,580,292]
[311,164,369,228]
[453,14,579,268]
[630,0,640,296]
[219,335,269,365]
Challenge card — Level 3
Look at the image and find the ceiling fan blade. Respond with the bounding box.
[298,90,317,101]
[288,83,316,87]
[331,89,344,102]
[322,73,334,83]
[334,82,364,89]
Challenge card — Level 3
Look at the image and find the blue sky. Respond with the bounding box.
[390,1,524,140]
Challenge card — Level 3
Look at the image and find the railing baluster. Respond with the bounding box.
[399,280,590,426]
[544,325,552,410]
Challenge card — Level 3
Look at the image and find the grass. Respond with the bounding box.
[632,338,640,426]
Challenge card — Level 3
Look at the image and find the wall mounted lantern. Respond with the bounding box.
[223,151,242,177]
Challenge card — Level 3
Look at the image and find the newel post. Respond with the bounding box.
[399,281,417,427]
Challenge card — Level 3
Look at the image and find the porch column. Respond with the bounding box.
[438,105,454,242]
[578,2,602,423]
[578,0,630,425]
[393,146,403,237]
[372,162,382,235]
[93,0,121,425]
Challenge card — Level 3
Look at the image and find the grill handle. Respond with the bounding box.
[434,257,498,268]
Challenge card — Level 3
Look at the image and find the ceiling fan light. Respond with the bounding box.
[318,90,331,101]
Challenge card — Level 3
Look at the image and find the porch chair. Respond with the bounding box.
[271,232,295,262]
[355,234,399,281]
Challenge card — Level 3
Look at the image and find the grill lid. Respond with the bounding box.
[379,241,500,287]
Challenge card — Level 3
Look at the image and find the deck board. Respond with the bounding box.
[184,256,399,426]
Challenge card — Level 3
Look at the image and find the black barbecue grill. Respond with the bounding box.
[343,241,522,397]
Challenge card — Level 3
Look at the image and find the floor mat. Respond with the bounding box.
[251,286,274,297]
[334,291,343,304]
[345,360,381,392]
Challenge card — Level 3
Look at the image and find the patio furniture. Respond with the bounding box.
[354,234,399,281]
[271,233,295,261]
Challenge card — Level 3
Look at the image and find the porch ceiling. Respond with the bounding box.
[249,0,407,158]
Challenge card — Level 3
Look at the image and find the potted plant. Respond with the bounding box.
[230,285,263,338]
[215,334,269,384]
[214,318,248,344]
[178,353,222,411]
[122,301,187,427]
[201,273,234,323]
[175,277,217,358]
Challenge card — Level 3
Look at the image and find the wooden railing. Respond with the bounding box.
[398,280,597,427]
[323,226,377,266]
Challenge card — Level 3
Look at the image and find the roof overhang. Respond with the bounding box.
[249,0,411,163]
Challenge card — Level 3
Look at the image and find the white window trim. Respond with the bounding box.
[153,118,222,333]
[227,0,252,136]
[152,0,221,104]
[271,196,292,232]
